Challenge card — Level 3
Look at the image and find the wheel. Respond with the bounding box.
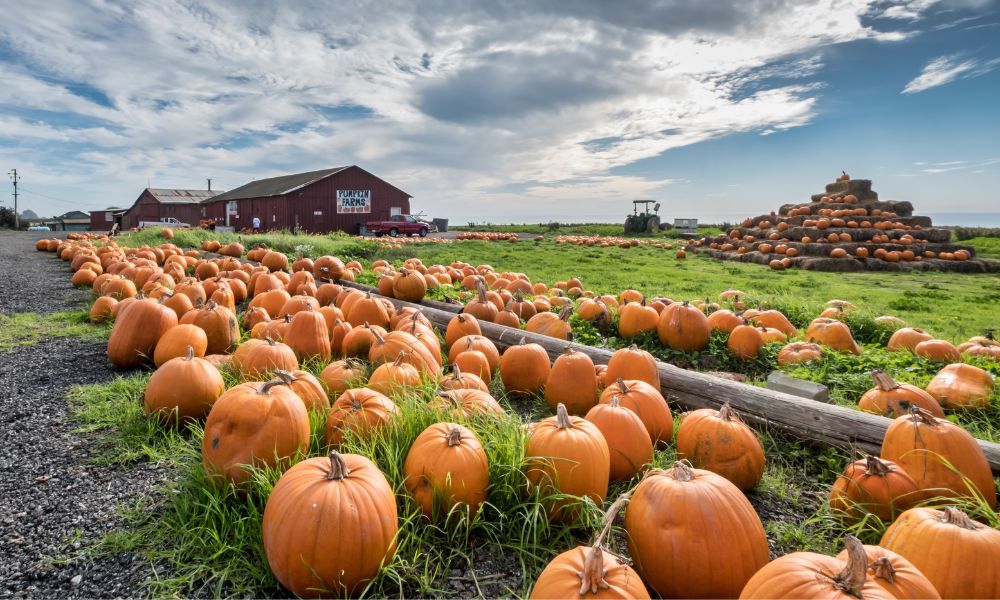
[646,216,660,233]
[624,216,635,233]
[374,232,383,238]
[419,228,428,237]
[389,228,399,237]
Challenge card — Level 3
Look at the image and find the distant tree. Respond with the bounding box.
[0,207,16,229]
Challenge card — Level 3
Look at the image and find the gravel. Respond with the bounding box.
[0,231,162,598]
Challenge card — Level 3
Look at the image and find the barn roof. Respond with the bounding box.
[147,189,221,204]
[207,167,350,202]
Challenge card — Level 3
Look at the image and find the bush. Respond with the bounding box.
[953,227,1000,241]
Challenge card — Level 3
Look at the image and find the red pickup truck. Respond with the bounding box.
[365,215,433,237]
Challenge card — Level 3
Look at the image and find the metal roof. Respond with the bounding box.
[205,167,351,202]
[147,189,222,204]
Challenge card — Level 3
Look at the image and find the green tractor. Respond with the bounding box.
[624,200,661,233]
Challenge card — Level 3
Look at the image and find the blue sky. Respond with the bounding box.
[0,0,998,224]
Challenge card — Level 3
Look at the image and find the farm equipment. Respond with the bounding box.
[624,200,661,233]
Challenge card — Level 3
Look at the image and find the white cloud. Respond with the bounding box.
[0,0,939,219]
[902,54,1000,93]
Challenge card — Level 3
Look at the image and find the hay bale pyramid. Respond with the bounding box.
[693,173,998,272]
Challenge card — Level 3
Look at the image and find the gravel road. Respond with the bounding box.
[0,231,161,598]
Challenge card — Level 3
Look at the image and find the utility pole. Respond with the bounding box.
[8,168,19,230]
[207,178,212,191]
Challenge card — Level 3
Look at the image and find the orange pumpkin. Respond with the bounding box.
[857,369,944,418]
[727,321,763,360]
[777,341,822,367]
[657,300,710,352]
[144,346,224,425]
[913,339,961,363]
[804,317,861,354]
[829,456,920,523]
[262,451,398,598]
[675,403,764,492]
[584,396,653,481]
[152,324,208,367]
[403,423,489,519]
[544,347,597,415]
[500,341,551,395]
[324,388,399,447]
[599,379,673,447]
[107,298,178,367]
[319,359,366,398]
[926,363,994,409]
[887,327,933,352]
[604,344,659,389]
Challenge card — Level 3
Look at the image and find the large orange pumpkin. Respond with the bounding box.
[525,403,609,522]
[857,369,944,418]
[319,359,366,398]
[179,300,239,355]
[584,396,652,481]
[776,341,822,367]
[887,327,933,352]
[202,378,310,486]
[107,298,178,367]
[881,407,996,508]
[740,536,894,599]
[599,379,673,447]
[881,507,1000,599]
[152,324,208,367]
[500,341,551,395]
[675,403,765,492]
[626,462,769,598]
[828,456,920,523]
[657,300,710,351]
[403,423,489,519]
[604,344,659,389]
[144,346,224,425]
[262,451,398,598]
[544,347,597,415]
[804,317,861,354]
[324,388,399,447]
[926,363,994,409]
[284,306,332,363]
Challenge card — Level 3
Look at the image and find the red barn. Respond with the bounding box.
[202,166,411,234]
[120,188,221,230]
[89,206,124,232]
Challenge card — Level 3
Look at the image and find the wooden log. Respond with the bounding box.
[340,280,1000,473]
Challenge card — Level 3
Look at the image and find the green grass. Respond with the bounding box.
[450,222,725,238]
[964,237,1000,260]
[0,308,110,352]
[117,227,378,261]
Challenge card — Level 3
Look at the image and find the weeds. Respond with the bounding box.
[0,309,110,352]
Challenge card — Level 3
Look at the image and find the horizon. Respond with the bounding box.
[1,1,999,225]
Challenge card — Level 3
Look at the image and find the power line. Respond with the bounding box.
[18,186,104,210]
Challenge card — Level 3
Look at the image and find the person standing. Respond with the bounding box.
[251,215,261,233]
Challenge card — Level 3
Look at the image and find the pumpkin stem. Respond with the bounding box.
[555,403,573,429]
[870,369,900,392]
[273,370,295,384]
[869,557,896,584]
[393,351,407,366]
[258,377,287,395]
[940,507,980,530]
[669,460,696,482]
[863,455,892,477]
[908,404,938,426]
[264,334,277,346]
[371,327,385,345]
[326,450,351,480]
[609,395,622,409]
[476,280,488,303]
[717,402,734,421]
[184,345,194,361]
[833,535,868,598]
[616,377,629,394]
[446,426,463,447]
[577,492,634,596]
[558,305,573,321]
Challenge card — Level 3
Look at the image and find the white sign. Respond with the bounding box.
[313,210,323,216]
[226,201,238,215]
[337,189,371,214]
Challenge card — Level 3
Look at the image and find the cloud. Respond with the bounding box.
[0,0,948,218]
[902,54,1000,93]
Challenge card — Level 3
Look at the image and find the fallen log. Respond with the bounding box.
[340,280,1000,474]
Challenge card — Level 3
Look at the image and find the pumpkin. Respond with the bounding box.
[529,493,649,599]
[369,329,439,376]
[881,507,999,599]
[829,456,920,523]
[341,322,385,358]
[617,301,658,338]
[675,403,765,492]
[881,406,996,508]
[777,341,822,367]
[152,324,208,367]
[260,250,288,272]
[804,317,861,354]
[584,396,652,481]
[926,363,994,409]
[275,369,330,412]
[368,352,422,396]
[657,300,710,351]
[888,327,934,352]
[525,403,609,521]
[706,309,742,333]
[241,337,299,377]
[284,306,332,363]
[626,461,769,598]
[604,344,659,389]
[144,346,224,425]
[313,255,347,281]
[431,389,506,418]
[576,298,611,324]
[439,364,489,392]
[599,378,673,447]
[346,292,391,328]
[403,423,489,519]
[324,388,399,447]
[107,298,178,367]
[445,314,481,348]
[500,340,551,395]
[319,359,366,398]
[727,320,763,360]
[525,306,573,340]
[833,544,941,599]
[857,369,944,418]
[277,294,319,318]
[463,281,499,322]
[752,309,797,337]
[89,296,118,324]
[741,535,894,599]
[179,300,239,355]
[262,451,398,598]
[913,339,962,363]
[392,268,427,302]
[202,378,310,486]
[249,288,291,318]
[545,347,598,415]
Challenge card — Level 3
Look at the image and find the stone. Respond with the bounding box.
[766,371,829,403]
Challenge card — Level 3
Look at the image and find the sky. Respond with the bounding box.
[0,0,998,225]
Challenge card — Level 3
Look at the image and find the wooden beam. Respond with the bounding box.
[340,280,1000,473]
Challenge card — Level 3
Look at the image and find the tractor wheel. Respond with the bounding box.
[646,216,660,233]
[624,216,635,233]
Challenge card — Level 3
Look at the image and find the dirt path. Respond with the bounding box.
[0,231,160,598]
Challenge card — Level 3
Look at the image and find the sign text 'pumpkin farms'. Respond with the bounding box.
[336,190,371,214]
